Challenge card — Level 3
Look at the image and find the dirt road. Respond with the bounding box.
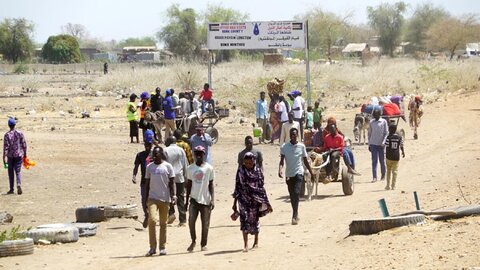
[1,90,479,269]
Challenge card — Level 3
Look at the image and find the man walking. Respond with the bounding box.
[190,125,213,164]
[278,128,314,225]
[132,141,153,228]
[163,89,176,139]
[185,146,215,252]
[368,108,389,182]
[126,94,139,143]
[3,118,27,195]
[291,90,305,141]
[256,91,269,144]
[280,112,300,146]
[144,147,176,256]
[164,137,188,226]
[237,136,263,171]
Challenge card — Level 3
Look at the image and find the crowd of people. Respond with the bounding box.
[126,84,216,145]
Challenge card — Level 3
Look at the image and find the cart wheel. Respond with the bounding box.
[205,127,219,144]
[341,167,354,195]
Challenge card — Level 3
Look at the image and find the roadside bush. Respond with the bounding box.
[13,62,28,74]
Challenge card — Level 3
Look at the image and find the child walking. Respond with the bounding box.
[384,124,405,190]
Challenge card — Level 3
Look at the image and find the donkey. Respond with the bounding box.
[353,113,371,145]
[144,110,165,143]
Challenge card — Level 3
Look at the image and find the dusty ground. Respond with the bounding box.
[0,73,480,270]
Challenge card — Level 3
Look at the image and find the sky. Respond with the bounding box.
[0,0,477,44]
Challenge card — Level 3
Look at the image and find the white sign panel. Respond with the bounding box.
[207,21,305,50]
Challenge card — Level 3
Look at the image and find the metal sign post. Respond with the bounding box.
[208,50,212,88]
[305,20,311,107]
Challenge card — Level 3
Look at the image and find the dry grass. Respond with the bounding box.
[2,58,479,115]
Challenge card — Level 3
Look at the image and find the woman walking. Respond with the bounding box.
[232,152,272,252]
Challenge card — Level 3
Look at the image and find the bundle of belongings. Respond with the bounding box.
[360,95,403,116]
[266,77,285,95]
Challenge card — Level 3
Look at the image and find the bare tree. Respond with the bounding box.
[426,14,479,60]
[61,23,87,41]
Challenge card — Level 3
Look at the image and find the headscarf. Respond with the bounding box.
[233,153,271,217]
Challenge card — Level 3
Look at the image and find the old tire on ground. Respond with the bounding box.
[341,167,354,195]
[105,204,138,219]
[205,127,219,144]
[349,214,425,236]
[37,223,97,237]
[0,238,34,257]
[75,206,106,223]
[431,204,480,221]
[71,223,97,237]
[23,226,79,244]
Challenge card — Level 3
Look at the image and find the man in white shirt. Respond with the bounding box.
[280,112,300,145]
[278,96,289,123]
[185,145,215,252]
[291,90,305,141]
[164,136,188,226]
[144,147,176,256]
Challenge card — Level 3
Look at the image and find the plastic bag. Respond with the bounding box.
[22,156,36,169]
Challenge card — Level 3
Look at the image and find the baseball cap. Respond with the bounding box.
[193,145,206,153]
[129,93,138,99]
[8,118,16,126]
[144,129,154,144]
[140,91,150,100]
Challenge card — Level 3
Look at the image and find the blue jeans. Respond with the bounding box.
[201,100,215,113]
[286,174,303,219]
[370,144,386,179]
[343,148,355,169]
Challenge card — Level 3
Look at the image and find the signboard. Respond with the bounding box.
[207,21,305,50]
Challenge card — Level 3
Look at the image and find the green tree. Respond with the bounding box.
[42,34,81,63]
[0,18,35,63]
[426,14,480,59]
[404,3,448,51]
[117,37,156,49]
[157,4,200,61]
[300,8,352,62]
[367,2,407,57]
[199,4,249,62]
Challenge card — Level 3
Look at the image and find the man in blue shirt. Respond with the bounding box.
[278,128,314,225]
[163,89,176,139]
[256,91,269,144]
[190,125,213,164]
